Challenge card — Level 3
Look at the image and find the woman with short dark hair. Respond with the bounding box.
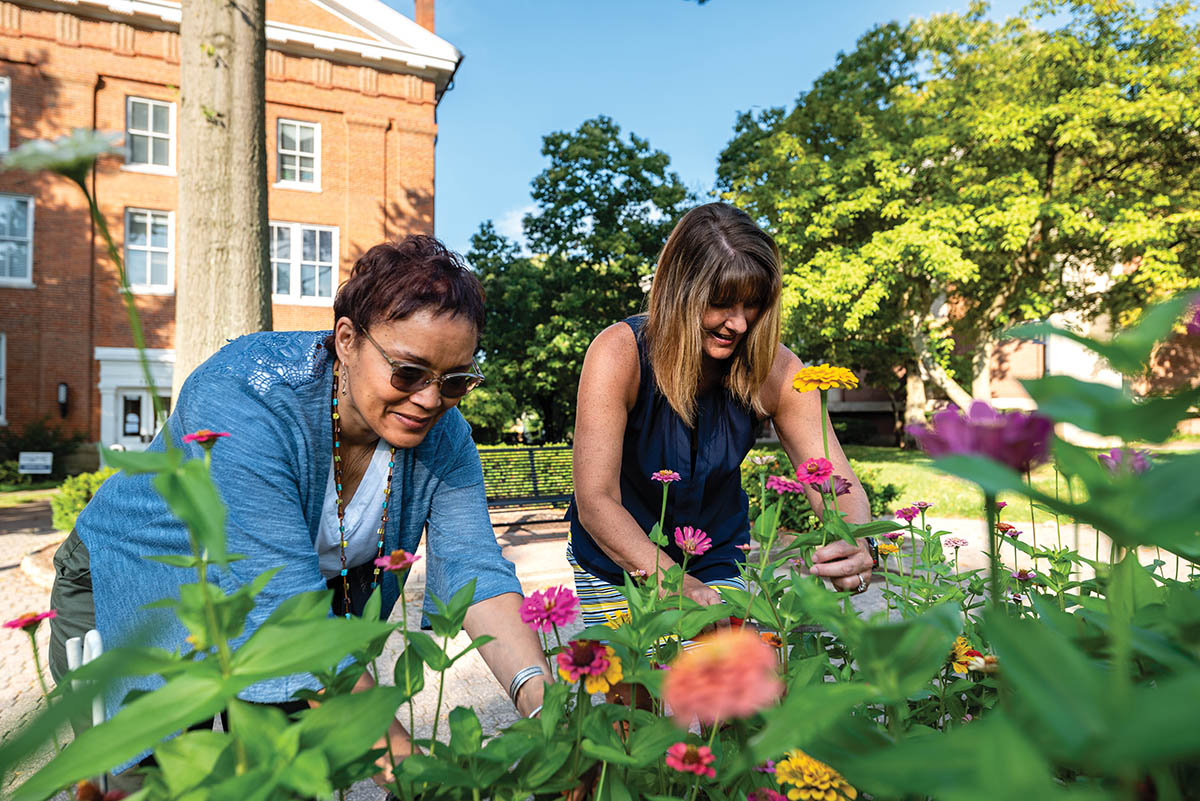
[50,234,551,777]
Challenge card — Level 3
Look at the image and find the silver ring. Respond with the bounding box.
[854,573,867,594]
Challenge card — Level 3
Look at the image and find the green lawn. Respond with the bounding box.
[0,485,59,507]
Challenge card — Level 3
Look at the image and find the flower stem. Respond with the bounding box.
[985,492,1001,609]
[28,634,62,753]
[428,633,450,756]
[400,590,415,739]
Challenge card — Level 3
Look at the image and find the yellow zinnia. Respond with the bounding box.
[584,648,623,694]
[775,749,857,800]
[792,364,859,393]
[876,542,900,556]
[948,635,983,675]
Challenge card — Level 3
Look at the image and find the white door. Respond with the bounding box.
[115,390,171,450]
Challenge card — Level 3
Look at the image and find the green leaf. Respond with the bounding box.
[405,631,452,672]
[596,770,633,801]
[477,730,538,764]
[855,603,961,702]
[518,737,575,787]
[1020,375,1200,443]
[153,458,229,566]
[100,445,180,475]
[297,685,407,772]
[259,588,335,627]
[227,699,292,765]
[152,730,235,798]
[428,579,477,638]
[278,748,332,800]
[745,682,874,769]
[231,617,394,679]
[393,646,426,702]
[647,521,667,547]
[448,706,483,756]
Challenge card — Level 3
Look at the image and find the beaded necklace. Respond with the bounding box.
[331,363,396,618]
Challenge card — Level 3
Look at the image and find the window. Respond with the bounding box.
[0,333,6,425]
[126,97,174,171]
[124,209,173,292]
[0,77,10,154]
[270,222,337,303]
[276,119,320,188]
[0,194,33,286]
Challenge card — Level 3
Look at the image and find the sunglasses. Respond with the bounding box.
[360,329,484,398]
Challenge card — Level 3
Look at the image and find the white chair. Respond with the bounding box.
[65,629,107,792]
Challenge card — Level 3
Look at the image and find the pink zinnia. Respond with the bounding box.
[665,742,716,778]
[895,507,919,523]
[1185,299,1200,336]
[556,640,611,682]
[883,531,904,542]
[944,537,969,549]
[4,610,56,632]
[374,550,421,573]
[766,474,806,495]
[519,586,579,632]
[908,401,1053,474]
[747,790,786,801]
[1011,569,1036,582]
[914,501,933,510]
[795,457,834,485]
[651,469,682,484]
[1098,447,1151,476]
[735,543,752,553]
[182,429,230,446]
[662,628,782,725]
[674,526,712,556]
[996,501,1008,510]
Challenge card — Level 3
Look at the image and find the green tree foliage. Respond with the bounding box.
[467,116,690,441]
[718,0,1200,426]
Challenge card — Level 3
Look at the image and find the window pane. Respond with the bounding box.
[0,242,12,277]
[319,230,332,262]
[150,215,168,248]
[299,157,314,183]
[127,212,147,247]
[318,264,331,297]
[0,197,24,237]
[279,154,296,182]
[10,242,27,279]
[299,125,314,153]
[150,251,168,286]
[151,137,169,166]
[130,134,148,164]
[273,226,290,259]
[130,101,148,131]
[152,104,169,134]
[274,261,290,294]
[127,249,147,285]
[300,263,315,296]
[302,229,316,261]
[279,123,295,152]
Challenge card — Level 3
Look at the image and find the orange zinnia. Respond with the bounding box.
[662,628,782,725]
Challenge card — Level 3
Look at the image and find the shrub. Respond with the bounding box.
[0,418,86,480]
[51,467,117,532]
[742,446,901,531]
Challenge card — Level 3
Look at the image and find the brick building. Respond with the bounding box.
[0,0,458,454]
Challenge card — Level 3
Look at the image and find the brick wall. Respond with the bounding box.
[0,0,442,444]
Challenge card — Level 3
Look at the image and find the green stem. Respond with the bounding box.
[28,634,62,753]
[428,633,450,756]
[595,762,608,800]
[400,589,415,740]
[985,492,1002,609]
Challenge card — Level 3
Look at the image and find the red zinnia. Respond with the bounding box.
[519,586,579,632]
[4,610,57,633]
[665,742,716,778]
[374,550,421,573]
[182,429,230,446]
[795,457,833,486]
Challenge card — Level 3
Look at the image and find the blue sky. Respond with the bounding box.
[390,0,1028,257]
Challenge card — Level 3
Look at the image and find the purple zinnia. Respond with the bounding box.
[908,401,1053,474]
[766,475,806,495]
[895,506,919,523]
[816,475,853,497]
[1185,299,1200,337]
[1098,447,1151,476]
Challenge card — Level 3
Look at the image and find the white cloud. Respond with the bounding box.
[495,204,535,251]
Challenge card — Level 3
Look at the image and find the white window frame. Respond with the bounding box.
[270,221,338,305]
[274,118,321,191]
[0,333,7,425]
[0,193,34,288]
[124,96,175,175]
[0,76,11,154]
[123,208,174,295]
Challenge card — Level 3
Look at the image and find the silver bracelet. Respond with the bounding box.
[507,665,545,705]
[526,703,543,719]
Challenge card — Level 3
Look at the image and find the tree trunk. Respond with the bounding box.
[903,362,927,437]
[174,0,271,397]
[971,338,995,400]
[907,315,975,410]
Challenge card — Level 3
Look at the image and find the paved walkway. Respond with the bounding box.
[1,500,1181,800]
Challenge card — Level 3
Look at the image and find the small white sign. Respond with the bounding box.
[18,451,53,475]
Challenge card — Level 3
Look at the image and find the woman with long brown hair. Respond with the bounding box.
[568,203,875,627]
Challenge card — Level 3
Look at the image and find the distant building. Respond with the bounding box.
[0,0,458,453]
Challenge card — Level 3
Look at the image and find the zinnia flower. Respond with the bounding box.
[750,454,778,466]
[374,550,421,573]
[944,537,969,550]
[876,542,900,556]
[792,364,859,393]
[895,506,919,523]
[662,628,782,725]
[816,475,852,497]
[883,531,904,542]
[948,636,984,675]
[755,761,778,774]
[651,469,682,483]
[519,586,579,632]
[1185,300,1200,337]
[996,522,1021,539]
[914,501,933,510]
[674,526,712,556]
[774,749,857,801]
[735,543,752,553]
[966,653,1000,673]
[75,780,129,801]
[183,429,231,450]
[603,609,633,630]
[908,401,1053,474]
[1011,569,1035,582]
[748,790,786,801]
[557,640,623,694]
[766,474,806,495]
[795,457,834,486]
[1098,447,1151,476]
[664,742,716,778]
[995,501,1008,510]
[760,631,784,648]
[4,610,57,633]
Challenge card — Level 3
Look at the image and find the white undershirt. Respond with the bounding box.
[316,439,391,579]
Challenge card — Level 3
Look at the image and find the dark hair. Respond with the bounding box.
[326,235,484,354]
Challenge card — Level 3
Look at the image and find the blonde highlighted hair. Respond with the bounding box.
[644,203,782,426]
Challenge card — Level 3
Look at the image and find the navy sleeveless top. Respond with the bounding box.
[568,315,757,585]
